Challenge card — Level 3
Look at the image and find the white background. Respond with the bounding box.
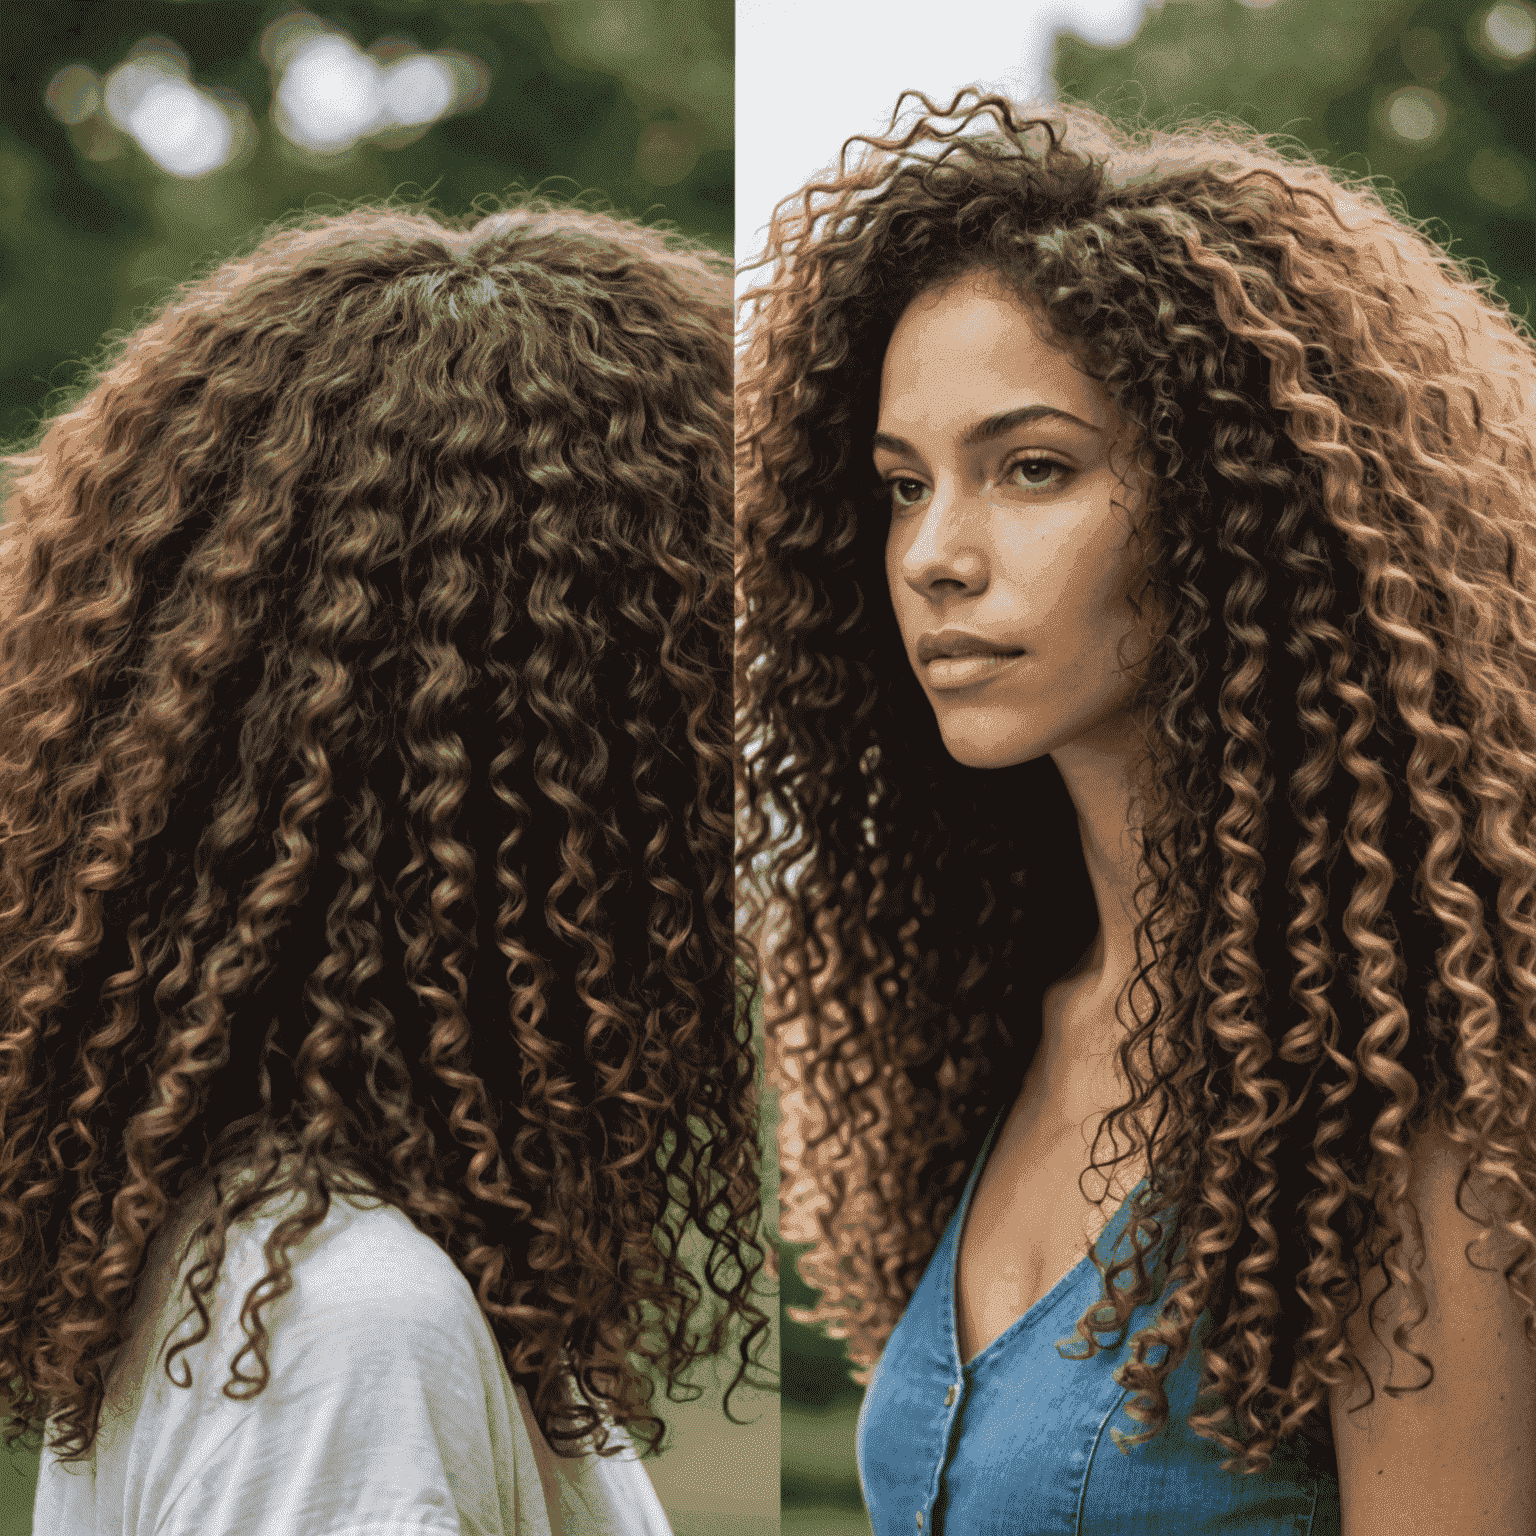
[735,0,1155,283]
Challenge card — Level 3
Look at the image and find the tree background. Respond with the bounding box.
[1,0,732,450]
[1057,0,1532,325]
[0,5,773,1536]
[777,1,1533,1532]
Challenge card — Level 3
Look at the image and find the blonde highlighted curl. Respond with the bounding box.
[736,91,1536,1474]
[1,199,767,1463]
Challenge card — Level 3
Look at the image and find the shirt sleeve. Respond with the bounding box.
[141,1200,554,1536]
[519,1405,673,1536]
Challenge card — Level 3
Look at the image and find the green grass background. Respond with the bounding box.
[0,1445,34,1536]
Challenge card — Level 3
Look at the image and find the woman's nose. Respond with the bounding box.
[901,488,988,596]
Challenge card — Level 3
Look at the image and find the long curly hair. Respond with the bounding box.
[737,90,1536,1475]
[1,198,767,1464]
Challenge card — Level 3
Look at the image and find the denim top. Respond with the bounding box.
[856,1110,1342,1535]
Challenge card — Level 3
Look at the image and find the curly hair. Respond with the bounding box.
[0,197,767,1464]
[736,90,1536,1476]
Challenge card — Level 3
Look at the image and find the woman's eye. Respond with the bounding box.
[881,460,1068,510]
[1009,458,1067,490]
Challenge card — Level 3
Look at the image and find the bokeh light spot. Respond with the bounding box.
[263,11,492,153]
[259,10,332,72]
[44,65,102,126]
[104,55,187,134]
[634,123,699,186]
[439,50,493,116]
[128,78,234,177]
[276,34,385,151]
[382,54,456,126]
[95,38,240,177]
[1469,147,1531,207]
[1483,0,1536,59]
[1384,85,1447,144]
[1058,0,1148,44]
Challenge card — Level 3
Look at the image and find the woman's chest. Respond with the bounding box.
[955,1083,1149,1364]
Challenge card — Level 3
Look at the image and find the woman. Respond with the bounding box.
[2,200,765,1535]
[738,91,1535,1535]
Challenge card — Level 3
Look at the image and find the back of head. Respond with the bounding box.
[0,199,758,1461]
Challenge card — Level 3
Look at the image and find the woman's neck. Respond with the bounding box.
[1044,719,1148,1063]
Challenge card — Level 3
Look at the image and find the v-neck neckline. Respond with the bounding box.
[945,1106,1152,1371]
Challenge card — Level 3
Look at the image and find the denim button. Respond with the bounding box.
[944,1384,957,1407]
[915,1514,924,1529]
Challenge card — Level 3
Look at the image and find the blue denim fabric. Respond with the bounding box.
[856,1111,1342,1535]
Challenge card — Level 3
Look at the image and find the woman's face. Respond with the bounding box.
[877,270,1149,771]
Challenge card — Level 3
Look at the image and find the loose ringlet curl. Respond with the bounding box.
[1,197,767,1464]
[737,89,1536,1476]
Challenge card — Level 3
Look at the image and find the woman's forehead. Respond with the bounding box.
[877,275,1117,438]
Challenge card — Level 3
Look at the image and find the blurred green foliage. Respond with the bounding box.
[0,0,732,450]
[782,1247,859,1407]
[1056,0,1534,326]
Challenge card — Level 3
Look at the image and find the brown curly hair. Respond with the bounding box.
[1,197,767,1464]
[737,90,1536,1476]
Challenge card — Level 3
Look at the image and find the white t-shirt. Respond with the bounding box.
[34,1175,673,1536]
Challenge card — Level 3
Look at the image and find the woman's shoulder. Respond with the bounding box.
[261,1184,474,1313]
[149,1169,493,1376]
[42,1175,555,1536]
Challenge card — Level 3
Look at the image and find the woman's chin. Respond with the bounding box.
[936,724,1046,771]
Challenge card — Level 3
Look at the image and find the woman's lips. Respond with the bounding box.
[924,652,1027,690]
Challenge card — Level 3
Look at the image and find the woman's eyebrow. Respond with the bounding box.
[872,403,1102,457]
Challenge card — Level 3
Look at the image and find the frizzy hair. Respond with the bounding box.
[1,197,767,1463]
[737,90,1536,1475]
